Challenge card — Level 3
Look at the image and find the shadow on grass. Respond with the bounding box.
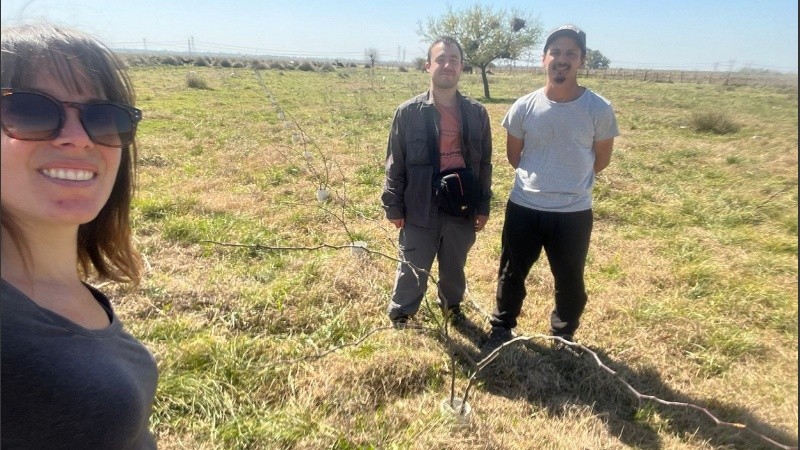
[440,327,798,450]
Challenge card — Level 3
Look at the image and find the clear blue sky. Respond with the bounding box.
[2,0,797,73]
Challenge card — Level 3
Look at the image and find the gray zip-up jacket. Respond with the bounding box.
[381,91,493,228]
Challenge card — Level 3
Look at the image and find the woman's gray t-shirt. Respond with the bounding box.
[1,279,158,449]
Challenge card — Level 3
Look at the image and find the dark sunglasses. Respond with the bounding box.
[1,89,142,148]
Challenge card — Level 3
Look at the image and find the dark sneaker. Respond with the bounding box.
[445,306,468,327]
[481,326,513,353]
[391,315,412,330]
[552,334,582,357]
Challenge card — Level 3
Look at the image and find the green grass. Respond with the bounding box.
[104,63,799,449]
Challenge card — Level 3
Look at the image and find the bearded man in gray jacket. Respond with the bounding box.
[382,36,493,329]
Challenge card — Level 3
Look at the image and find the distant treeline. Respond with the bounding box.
[120,53,798,91]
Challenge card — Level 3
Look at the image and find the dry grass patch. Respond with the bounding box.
[300,349,443,418]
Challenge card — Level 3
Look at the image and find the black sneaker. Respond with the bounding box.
[481,326,513,353]
[444,306,468,327]
[552,334,582,357]
[391,315,412,330]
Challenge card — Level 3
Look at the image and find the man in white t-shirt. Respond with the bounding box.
[483,24,619,352]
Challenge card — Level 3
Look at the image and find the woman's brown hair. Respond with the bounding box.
[1,23,142,284]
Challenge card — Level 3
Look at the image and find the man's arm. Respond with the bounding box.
[593,137,614,173]
[381,108,407,225]
[475,106,493,221]
[506,132,524,169]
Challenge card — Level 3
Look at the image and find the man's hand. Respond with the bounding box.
[389,218,405,229]
[474,215,489,232]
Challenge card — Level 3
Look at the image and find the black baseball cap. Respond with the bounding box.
[544,24,586,54]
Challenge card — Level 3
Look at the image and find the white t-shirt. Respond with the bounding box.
[502,87,619,212]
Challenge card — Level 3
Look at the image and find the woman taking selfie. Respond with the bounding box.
[1,23,158,448]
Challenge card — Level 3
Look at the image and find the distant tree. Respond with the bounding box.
[414,57,427,72]
[418,4,543,99]
[585,49,610,70]
[364,48,379,68]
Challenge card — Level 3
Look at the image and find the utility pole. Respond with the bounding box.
[142,38,147,51]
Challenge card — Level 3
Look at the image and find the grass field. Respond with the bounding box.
[106,63,798,449]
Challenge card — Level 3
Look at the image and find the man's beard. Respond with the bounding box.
[551,63,569,84]
[433,76,458,90]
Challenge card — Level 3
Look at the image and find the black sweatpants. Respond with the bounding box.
[491,200,593,335]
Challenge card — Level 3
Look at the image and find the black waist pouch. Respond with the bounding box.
[434,167,477,217]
